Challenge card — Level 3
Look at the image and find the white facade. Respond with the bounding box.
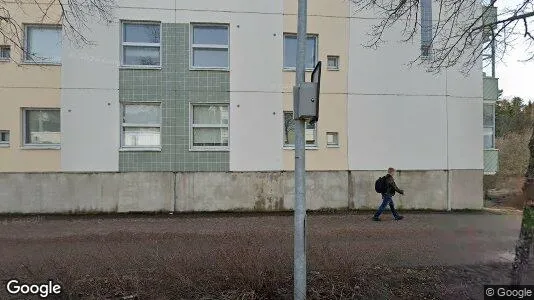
[347,4,483,172]
[59,0,483,173]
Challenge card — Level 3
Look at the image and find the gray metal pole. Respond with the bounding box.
[294,0,307,298]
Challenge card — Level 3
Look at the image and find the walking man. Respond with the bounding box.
[373,167,404,221]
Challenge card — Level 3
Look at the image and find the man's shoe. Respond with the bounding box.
[372,217,381,221]
[395,216,404,221]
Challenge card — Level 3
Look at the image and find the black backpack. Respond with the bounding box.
[374,176,387,194]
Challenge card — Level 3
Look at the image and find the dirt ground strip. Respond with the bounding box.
[0,212,531,299]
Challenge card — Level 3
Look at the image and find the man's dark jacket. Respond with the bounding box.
[384,174,404,196]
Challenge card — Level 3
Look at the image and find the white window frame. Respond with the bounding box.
[120,102,162,151]
[189,103,230,152]
[483,101,496,150]
[22,108,61,149]
[327,55,340,71]
[0,45,10,61]
[283,33,318,71]
[190,23,230,71]
[120,21,162,69]
[283,111,318,149]
[23,24,62,65]
[0,130,9,147]
[326,132,340,148]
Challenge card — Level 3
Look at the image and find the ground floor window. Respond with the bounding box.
[283,111,316,147]
[0,130,9,147]
[121,102,161,149]
[483,102,495,149]
[23,109,60,147]
[190,104,229,151]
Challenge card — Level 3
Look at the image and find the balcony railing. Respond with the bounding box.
[484,149,499,175]
[483,76,499,101]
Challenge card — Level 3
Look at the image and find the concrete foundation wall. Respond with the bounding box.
[175,172,348,211]
[0,173,174,213]
[349,170,448,210]
[0,170,482,214]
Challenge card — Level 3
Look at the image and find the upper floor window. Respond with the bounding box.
[283,34,317,70]
[191,24,229,70]
[420,0,433,58]
[24,25,62,64]
[121,22,161,67]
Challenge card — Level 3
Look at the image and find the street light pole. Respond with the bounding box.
[294,0,307,298]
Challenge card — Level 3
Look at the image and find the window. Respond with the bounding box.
[283,34,318,70]
[420,0,433,58]
[121,22,161,67]
[24,25,61,64]
[121,103,161,149]
[327,55,339,71]
[483,103,495,149]
[326,132,339,147]
[190,104,229,150]
[283,112,316,147]
[0,46,10,61]
[23,109,60,147]
[191,24,229,69]
[0,130,9,146]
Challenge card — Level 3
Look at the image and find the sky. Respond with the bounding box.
[495,0,534,101]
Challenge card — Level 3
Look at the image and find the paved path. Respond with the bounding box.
[0,212,523,270]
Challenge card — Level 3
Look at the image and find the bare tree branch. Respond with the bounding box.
[0,0,115,63]
[351,0,534,73]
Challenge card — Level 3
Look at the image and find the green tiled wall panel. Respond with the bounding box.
[119,23,230,172]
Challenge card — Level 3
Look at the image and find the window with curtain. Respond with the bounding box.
[122,22,161,67]
[283,34,318,70]
[121,103,161,148]
[25,25,62,64]
[191,104,229,150]
[24,109,61,146]
[420,0,433,57]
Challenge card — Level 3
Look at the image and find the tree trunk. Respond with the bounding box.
[510,125,534,285]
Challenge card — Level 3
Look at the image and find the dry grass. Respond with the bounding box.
[486,132,531,209]
[0,232,521,299]
[496,131,530,179]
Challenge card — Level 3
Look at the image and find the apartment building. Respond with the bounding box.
[0,0,498,209]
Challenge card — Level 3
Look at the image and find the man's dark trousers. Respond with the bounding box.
[373,194,400,219]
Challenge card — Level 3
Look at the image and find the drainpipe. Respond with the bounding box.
[446,70,452,211]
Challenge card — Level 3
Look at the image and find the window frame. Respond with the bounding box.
[283,111,318,149]
[327,55,340,71]
[120,21,162,69]
[0,45,10,61]
[189,23,230,71]
[23,24,62,65]
[420,0,433,59]
[483,101,496,150]
[283,33,319,71]
[120,101,163,151]
[189,103,230,152]
[22,108,61,149]
[326,132,340,148]
[0,130,9,147]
